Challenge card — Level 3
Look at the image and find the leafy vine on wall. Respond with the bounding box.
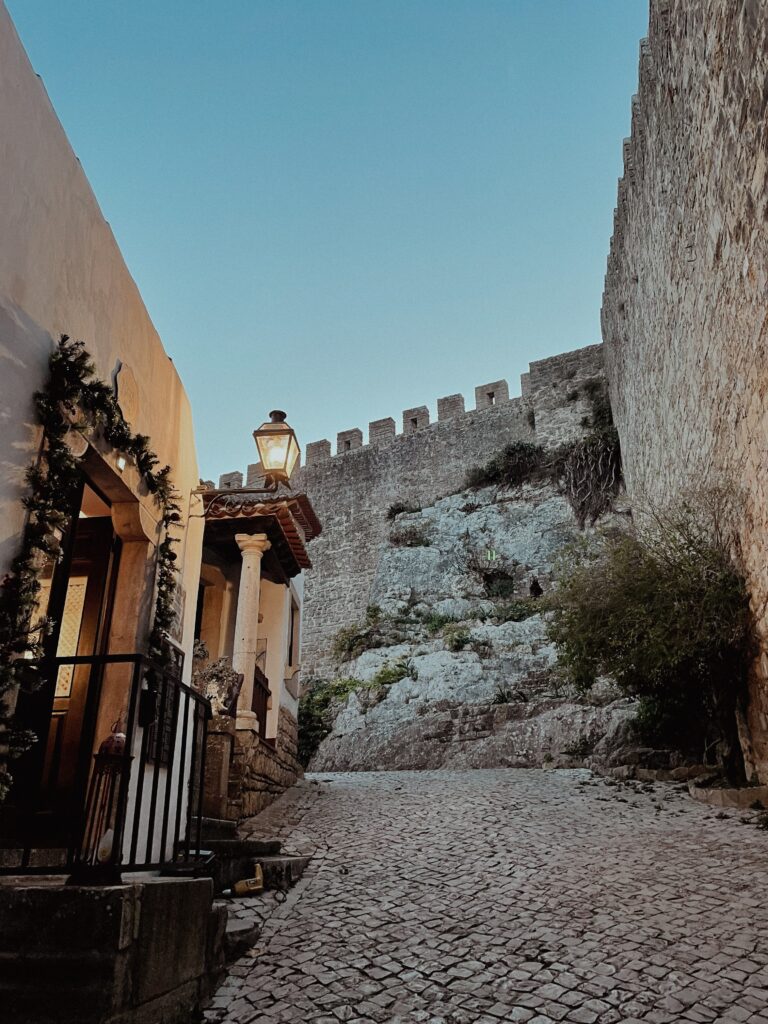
[0,335,182,800]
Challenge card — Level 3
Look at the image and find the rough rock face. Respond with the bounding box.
[308,483,634,771]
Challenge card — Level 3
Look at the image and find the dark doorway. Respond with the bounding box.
[5,481,121,847]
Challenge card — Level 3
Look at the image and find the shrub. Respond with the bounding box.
[386,500,421,521]
[298,677,362,766]
[371,657,415,687]
[421,611,460,635]
[554,427,622,528]
[547,493,752,781]
[491,685,528,704]
[465,441,546,490]
[390,523,431,547]
[444,625,471,652]
[332,621,385,661]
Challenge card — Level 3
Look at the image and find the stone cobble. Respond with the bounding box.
[205,770,768,1024]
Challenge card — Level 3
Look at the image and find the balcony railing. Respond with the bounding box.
[1,653,211,879]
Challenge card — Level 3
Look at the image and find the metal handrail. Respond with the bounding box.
[2,652,211,880]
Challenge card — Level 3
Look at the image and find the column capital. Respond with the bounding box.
[235,532,271,556]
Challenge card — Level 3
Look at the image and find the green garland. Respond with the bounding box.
[0,335,182,800]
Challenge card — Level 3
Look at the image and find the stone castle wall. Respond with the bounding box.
[601,0,768,778]
[290,344,605,672]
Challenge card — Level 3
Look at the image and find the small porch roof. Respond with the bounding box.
[200,491,321,579]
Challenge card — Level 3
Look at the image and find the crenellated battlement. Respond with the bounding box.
[216,343,606,489]
[300,343,604,466]
[213,342,608,670]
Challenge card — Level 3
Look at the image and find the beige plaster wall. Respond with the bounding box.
[601,0,768,777]
[0,3,203,678]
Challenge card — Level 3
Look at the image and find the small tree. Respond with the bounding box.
[547,491,752,782]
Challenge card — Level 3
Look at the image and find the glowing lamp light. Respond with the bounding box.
[253,410,300,488]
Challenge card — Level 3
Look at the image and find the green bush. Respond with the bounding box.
[444,625,471,652]
[370,657,415,687]
[547,495,752,781]
[332,621,385,661]
[465,441,546,490]
[421,611,460,635]
[298,677,362,766]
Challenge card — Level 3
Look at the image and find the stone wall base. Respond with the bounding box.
[0,876,222,1024]
[228,707,301,821]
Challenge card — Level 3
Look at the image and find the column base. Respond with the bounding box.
[235,710,260,731]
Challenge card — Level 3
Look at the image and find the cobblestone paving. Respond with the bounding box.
[206,770,768,1024]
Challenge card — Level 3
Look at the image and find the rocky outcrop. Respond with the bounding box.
[308,483,634,771]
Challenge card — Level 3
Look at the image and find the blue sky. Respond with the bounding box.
[8,0,647,481]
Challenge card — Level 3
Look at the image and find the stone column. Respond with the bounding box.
[232,533,271,730]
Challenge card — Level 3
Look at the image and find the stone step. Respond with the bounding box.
[224,917,259,958]
[205,837,282,858]
[195,816,238,841]
[255,854,311,891]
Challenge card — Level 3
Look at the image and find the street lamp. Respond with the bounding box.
[253,410,300,490]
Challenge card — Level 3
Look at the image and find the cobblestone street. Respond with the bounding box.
[206,770,768,1024]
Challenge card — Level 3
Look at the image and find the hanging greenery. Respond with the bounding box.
[0,335,182,800]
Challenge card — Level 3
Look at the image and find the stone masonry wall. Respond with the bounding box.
[290,344,605,673]
[227,707,301,820]
[601,0,768,778]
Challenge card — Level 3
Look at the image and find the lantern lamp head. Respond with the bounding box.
[253,410,300,489]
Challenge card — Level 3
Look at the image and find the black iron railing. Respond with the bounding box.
[2,653,210,879]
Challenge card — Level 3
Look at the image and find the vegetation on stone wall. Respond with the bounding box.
[0,336,182,801]
[298,677,362,766]
[558,427,622,529]
[547,493,752,782]
[465,441,546,490]
[463,387,622,530]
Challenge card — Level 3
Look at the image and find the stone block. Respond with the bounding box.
[0,876,215,1024]
[402,405,429,434]
[245,461,264,487]
[305,440,331,466]
[337,428,363,454]
[437,394,465,420]
[218,470,243,490]
[134,877,213,1004]
[474,380,509,410]
[369,417,396,446]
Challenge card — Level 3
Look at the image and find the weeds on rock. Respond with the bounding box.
[332,605,404,661]
[298,677,362,766]
[492,597,541,623]
[390,523,432,547]
[547,489,752,783]
[444,625,471,651]
[420,611,461,635]
[491,685,528,704]
[371,657,416,687]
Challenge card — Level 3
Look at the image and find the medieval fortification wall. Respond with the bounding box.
[601,0,768,778]
[219,344,605,674]
[295,344,604,672]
